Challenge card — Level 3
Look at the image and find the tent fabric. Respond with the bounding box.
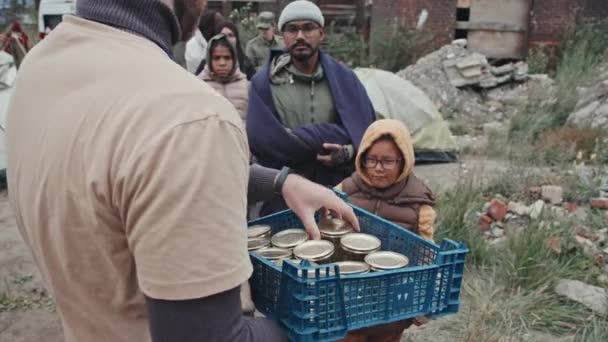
[354,68,457,162]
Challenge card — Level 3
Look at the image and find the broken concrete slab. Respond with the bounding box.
[555,279,607,315]
[541,185,563,205]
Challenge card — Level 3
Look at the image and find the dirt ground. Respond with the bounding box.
[0,157,509,342]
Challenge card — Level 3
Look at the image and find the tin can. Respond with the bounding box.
[248,237,271,251]
[319,217,353,261]
[255,247,293,261]
[330,261,370,276]
[271,228,308,249]
[340,233,382,262]
[365,251,409,271]
[293,240,335,264]
[247,224,272,239]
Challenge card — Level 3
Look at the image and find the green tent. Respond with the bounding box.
[354,68,457,163]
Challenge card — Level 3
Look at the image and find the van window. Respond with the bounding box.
[43,15,63,31]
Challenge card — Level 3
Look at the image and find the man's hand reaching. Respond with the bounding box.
[281,174,359,239]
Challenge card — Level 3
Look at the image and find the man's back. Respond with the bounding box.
[7,16,251,342]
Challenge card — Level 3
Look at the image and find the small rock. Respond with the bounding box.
[482,201,491,213]
[598,275,608,287]
[575,235,599,257]
[487,199,508,221]
[576,227,600,241]
[504,213,516,221]
[545,237,562,255]
[452,39,467,48]
[490,226,505,238]
[591,198,608,210]
[555,279,608,315]
[529,186,542,196]
[550,206,566,218]
[508,201,529,216]
[479,215,493,232]
[542,185,563,205]
[529,200,545,220]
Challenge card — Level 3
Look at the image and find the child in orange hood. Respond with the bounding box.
[336,119,436,241]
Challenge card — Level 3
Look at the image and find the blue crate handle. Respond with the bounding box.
[440,239,466,251]
[333,189,350,202]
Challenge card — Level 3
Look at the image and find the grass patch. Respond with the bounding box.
[432,168,606,339]
[506,19,608,165]
[0,292,54,312]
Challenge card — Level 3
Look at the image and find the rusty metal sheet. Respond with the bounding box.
[467,0,531,59]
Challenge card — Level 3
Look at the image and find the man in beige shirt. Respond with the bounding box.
[6,0,360,341]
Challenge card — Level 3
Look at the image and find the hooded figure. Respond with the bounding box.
[337,119,437,241]
[199,34,249,125]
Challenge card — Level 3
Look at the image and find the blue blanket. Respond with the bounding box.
[247,51,375,187]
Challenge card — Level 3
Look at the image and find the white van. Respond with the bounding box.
[38,0,77,39]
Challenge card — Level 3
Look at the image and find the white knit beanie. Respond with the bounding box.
[278,0,325,31]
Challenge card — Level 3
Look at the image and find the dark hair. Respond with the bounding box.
[199,10,224,41]
[213,21,256,79]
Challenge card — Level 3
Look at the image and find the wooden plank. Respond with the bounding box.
[457,0,471,8]
[468,30,526,59]
[456,21,526,32]
[468,0,531,59]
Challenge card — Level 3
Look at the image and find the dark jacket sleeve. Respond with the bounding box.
[145,286,289,342]
[248,164,279,203]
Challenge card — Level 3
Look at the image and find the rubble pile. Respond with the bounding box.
[398,39,544,131]
[567,62,608,131]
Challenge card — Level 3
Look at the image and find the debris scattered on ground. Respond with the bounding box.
[555,279,608,315]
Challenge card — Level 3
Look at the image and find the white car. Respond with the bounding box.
[38,0,76,39]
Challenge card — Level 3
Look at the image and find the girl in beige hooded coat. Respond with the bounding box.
[198,34,249,126]
[337,119,437,241]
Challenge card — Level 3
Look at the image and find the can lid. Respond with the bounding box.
[256,247,293,260]
[248,237,271,251]
[340,233,381,252]
[247,224,272,238]
[293,240,334,261]
[365,251,409,270]
[331,261,370,275]
[319,217,353,237]
[271,228,308,248]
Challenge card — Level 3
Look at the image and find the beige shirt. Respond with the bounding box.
[6,16,251,342]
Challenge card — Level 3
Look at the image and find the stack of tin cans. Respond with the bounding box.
[247,217,410,274]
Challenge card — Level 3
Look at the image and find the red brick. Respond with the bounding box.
[545,237,562,255]
[487,199,507,222]
[479,215,493,232]
[591,198,608,210]
[565,202,577,213]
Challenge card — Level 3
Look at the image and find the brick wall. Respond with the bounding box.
[371,0,457,52]
[528,0,583,45]
[582,0,608,19]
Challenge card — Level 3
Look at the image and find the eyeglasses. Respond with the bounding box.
[283,23,320,37]
[362,157,402,170]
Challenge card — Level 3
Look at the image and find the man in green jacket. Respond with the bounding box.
[245,11,284,70]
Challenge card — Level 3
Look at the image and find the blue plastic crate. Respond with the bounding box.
[249,204,468,342]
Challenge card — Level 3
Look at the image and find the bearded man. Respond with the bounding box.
[5,0,363,341]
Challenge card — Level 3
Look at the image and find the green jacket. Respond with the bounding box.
[246,35,284,70]
[269,54,338,130]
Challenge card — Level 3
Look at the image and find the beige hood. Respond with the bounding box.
[355,119,415,186]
